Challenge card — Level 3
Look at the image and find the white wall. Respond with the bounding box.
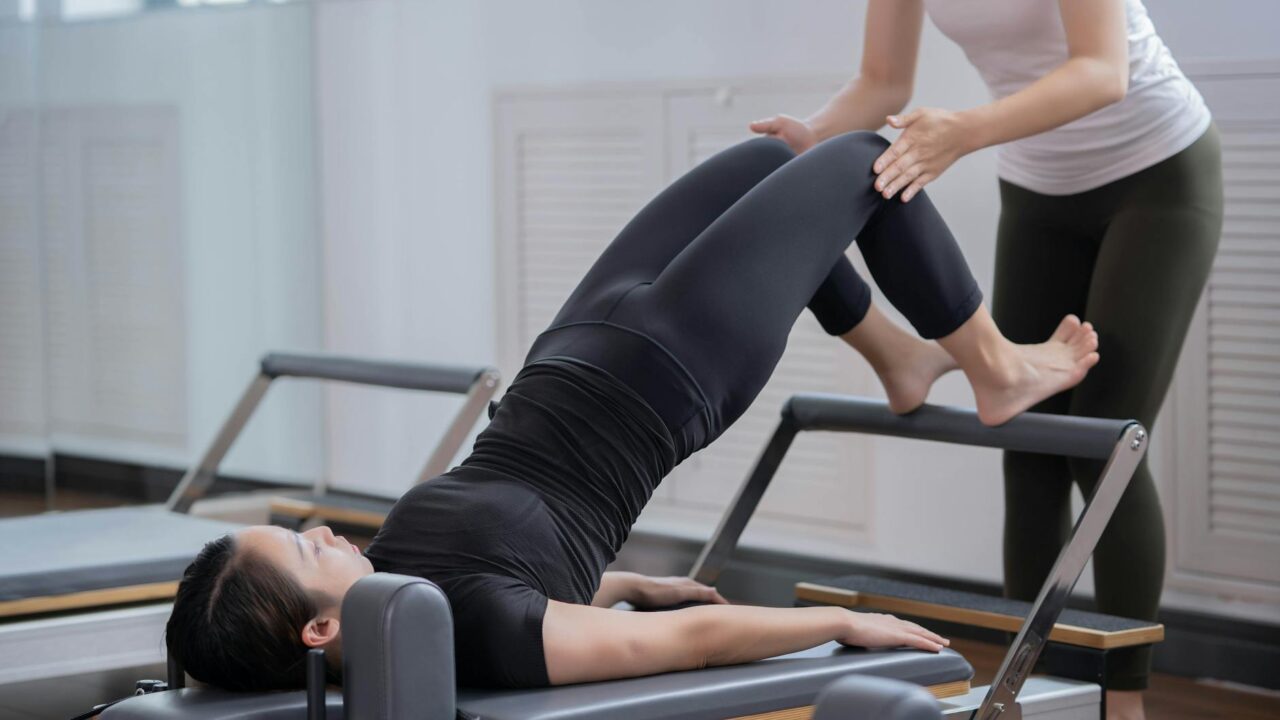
[314,0,1279,619]
[11,4,325,482]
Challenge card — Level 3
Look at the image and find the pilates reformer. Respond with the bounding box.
[99,394,1151,720]
[0,352,496,687]
[688,393,1161,719]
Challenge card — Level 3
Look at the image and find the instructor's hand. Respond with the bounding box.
[838,610,950,652]
[748,114,819,155]
[874,107,973,202]
[631,575,729,609]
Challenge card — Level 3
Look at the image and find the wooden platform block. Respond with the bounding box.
[797,577,1163,650]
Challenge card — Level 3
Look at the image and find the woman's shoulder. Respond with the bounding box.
[440,572,552,689]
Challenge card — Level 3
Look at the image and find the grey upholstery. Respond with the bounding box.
[784,394,1134,460]
[100,688,345,720]
[342,574,455,720]
[261,352,492,394]
[0,507,240,602]
[455,645,971,720]
[812,676,943,720]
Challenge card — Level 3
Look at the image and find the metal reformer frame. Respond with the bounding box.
[687,393,1147,720]
[165,352,500,514]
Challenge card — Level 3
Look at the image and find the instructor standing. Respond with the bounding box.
[751,2,1221,718]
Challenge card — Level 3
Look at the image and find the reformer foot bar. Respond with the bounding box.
[688,394,1150,720]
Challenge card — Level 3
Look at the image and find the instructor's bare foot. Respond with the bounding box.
[877,340,958,415]
[971,316,1100,426]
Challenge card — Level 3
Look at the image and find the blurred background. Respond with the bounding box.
[0,1,1277,716]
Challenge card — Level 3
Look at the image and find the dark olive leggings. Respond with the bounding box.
[993,126,1223,690]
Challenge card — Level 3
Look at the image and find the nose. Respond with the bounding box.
[303,526,337,545]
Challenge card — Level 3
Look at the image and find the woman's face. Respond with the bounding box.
[238,525,375,604]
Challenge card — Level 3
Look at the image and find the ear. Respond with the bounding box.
[301,614,341,649]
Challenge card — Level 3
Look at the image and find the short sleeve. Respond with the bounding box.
[440,573,550,688]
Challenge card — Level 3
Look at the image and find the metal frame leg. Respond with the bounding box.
[689,419,798,585]
[165,373,274,514]
[974,424,1147,720]
[415,369,501,484]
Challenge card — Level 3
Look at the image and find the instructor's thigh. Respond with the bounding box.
[1067,203,1221,426]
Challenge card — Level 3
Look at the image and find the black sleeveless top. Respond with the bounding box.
[363,358,679,688]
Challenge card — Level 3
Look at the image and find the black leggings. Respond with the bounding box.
[527,133,982,459]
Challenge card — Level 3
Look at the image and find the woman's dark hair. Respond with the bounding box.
[166,534,337,691]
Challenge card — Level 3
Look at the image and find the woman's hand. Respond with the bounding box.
[629,574,729,609]
[748,115,820,155]
[838,610,950,652]
[873,107,975,202]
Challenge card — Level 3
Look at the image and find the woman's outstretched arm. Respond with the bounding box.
[542,599,948,685]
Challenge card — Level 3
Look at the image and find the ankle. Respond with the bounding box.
[964,337,1023,390]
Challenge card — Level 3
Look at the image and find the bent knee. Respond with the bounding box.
[816,131,890,162]
[736,136,797,170]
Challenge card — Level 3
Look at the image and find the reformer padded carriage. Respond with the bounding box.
[102,392,1153,720]
[0,353,496,685]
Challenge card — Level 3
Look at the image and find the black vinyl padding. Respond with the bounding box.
[804,575,1160,633]
[784,394,1136,460]
[102,647,969,720]
[812,675,943,720]
[260,352,492,394]
[100,688,345,720]
[0,507,240,603]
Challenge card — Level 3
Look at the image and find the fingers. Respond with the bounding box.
[876,153,921,199]
[872,141,906,175]
[900,173,934,202]
[748,117,781,135]
[901,631,946,653]
[702,587,730,604]
[683,578,728,604]
[872,613,950,653]
[886,108,923,128]
[903,620,949,647]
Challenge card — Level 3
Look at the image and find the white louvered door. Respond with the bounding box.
[0,110,46,449]
[1173,64,1280,586]
[660,88,873,536]
[40,108,187,452]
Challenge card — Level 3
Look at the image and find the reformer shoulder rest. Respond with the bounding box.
[103,573,975,720]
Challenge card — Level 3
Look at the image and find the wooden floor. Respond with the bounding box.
[1,491,1277,719]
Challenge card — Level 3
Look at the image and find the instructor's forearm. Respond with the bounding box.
[959,57,1125,153]
[685,605,848,667]
[807,79,909,142]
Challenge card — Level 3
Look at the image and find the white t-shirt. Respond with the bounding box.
[923,0,1211,195]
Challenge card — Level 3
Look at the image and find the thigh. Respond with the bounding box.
[549,138,795,325]
[1066,196,1222,437]
[613,132,895,424]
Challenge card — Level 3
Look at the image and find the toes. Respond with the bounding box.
[1052,315,1081,342]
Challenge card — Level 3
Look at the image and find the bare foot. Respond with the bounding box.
[840,305,958,415]
[876,340,958,415]
[971,315,1100,426]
